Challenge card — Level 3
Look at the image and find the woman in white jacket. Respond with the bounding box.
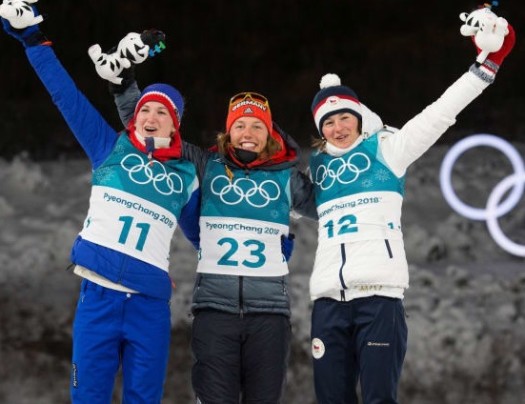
[307,17,516,404]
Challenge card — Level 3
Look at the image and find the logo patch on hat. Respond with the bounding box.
[312,337,326,359]
[243,107,255,114]
[327,96,341,105]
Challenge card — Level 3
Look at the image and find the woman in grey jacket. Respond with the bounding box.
[114,82,317,402]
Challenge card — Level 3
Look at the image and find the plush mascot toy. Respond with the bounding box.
[116,30,166,63]
[459,3,509,63]
[87,44,132,85]
[0,0,43,29]
[116,32,150,64]
[88,29,166,85]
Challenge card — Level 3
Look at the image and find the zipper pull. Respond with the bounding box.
[145,137,155,166]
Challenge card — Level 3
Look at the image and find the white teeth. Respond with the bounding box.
[241,142,256,149]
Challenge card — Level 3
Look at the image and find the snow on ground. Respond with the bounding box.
[0,144,524,403]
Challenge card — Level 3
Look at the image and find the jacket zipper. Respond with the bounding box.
[338,243,348,290]
[339,244,348,301]
[384,239,393,258]
[239,276,244,318]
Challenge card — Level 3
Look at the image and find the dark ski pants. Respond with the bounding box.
[192,310,291,404]
[311,296,407,404]
[71,279,171,403]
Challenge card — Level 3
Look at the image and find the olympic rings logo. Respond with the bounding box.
[121,154,183,195]
[210,175,281,207]
[315,152,371,190]
[440,134,525,257]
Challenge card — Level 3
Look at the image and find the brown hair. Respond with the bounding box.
[311,137,327,152]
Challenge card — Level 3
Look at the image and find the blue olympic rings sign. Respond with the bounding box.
[439,134,525,257]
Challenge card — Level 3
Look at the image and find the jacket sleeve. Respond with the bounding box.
[25,45,117,169]
[113,81,141,127]
[380,68,491,177]
[181,141,212,181]
[178,185,201,250]
[290,167,318,221]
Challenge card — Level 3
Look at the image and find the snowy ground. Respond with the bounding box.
[1,143,524,403]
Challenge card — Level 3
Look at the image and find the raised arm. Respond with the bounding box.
[380,14,515,177]
[85,29,215,179]
[1,7,118,168]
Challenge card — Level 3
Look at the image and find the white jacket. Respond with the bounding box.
[309,68,490,301]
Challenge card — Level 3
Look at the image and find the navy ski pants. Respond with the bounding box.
[311,296,407,404]
[70,279,171,403]
[192,310,291,404]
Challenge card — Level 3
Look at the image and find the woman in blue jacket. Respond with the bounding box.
[2,10,200,404]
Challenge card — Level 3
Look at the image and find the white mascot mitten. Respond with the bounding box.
[459,4,509,63]
[88,29,166,88]
[116,32,150,64]
[117,29,166,63]
[87,44,131,85]
[0,0,44,29]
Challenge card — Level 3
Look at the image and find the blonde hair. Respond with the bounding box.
[216,132,282,160]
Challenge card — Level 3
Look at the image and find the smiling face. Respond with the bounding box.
[134,101,175,139]
[321,112,360,149]
[229,116,269,154]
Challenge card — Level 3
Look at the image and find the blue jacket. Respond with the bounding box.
[26,45,200,300]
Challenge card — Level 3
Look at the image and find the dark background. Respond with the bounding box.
[1,0,523,160]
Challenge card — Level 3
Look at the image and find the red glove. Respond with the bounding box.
[486,23,516,66]
[473,23,516,67]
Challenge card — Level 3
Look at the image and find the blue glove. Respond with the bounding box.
[1,4,48,47]
[281,233,295,262]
